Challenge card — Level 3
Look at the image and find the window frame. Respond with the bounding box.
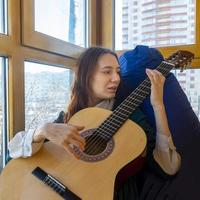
[0,0,98,170]
[0,0,98,139]
[21,0,88,58]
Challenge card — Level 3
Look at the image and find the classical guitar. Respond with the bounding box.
[0,50,194,200]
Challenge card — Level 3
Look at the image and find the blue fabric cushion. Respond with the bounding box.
[118,45,200,199]
[119,45,200,152]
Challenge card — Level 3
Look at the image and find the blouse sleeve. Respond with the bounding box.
[8,111,65,159]
[129,108,181,177]
[153,133,181,175]
[8,129,44,158]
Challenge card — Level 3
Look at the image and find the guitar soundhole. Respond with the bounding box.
[84,135,107,155]
[73,128,114,162]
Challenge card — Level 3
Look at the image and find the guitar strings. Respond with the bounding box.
[86,63,172,152]
[83,63,170,155]
[83,83,149,155]
[81,63,172,155]
[83,64,170,155]
[84,66,162,151]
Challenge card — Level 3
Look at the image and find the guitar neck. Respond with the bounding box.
[97,61,175,141]
[115,61,175,115]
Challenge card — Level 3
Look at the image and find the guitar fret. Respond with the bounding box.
[97,124,121,141]
[116,106,132,115]
[134,92,146,99]
[129,93,144,101]
[105,119,121,128]
[110,116,122,124]
[141,90,149,95]
[120,103,134,111]
[98,124,117,135]
[125,101,138,107]
[100,118,121,129]
[111,114,125,122]
[143,79,151,84]
[128,97,142,104]
[136,89,147,98]
[98,123,121,139]
[126,96,141,104]
[116,111,129,118]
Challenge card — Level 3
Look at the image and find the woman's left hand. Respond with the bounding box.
[146,68,165,108]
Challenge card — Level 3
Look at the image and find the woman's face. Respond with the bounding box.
[91,53,120,105]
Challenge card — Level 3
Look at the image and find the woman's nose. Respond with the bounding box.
[112,72,120,83]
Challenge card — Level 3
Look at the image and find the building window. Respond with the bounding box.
[0,0,7,34]
[115,0,196,50]
[190,76,195,81]
[173,68,200,120]
[24,61,73,130]
[0,57,8,171]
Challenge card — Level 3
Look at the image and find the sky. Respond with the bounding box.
[25,61,69,74]
[0,59,69,75]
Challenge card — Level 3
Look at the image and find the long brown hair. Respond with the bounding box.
[65,47,119,122]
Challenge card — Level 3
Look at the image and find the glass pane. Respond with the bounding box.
[25,62,73,130]
[35,0,87,47]
[173,68,200,120]
[0,0,7,34]
[115,0,196,50]
[0,57,8,171]
[0,58,3,171]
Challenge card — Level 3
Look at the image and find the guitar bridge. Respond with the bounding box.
[32,167,81,200]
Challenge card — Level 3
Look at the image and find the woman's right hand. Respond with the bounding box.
[33,123,85,158]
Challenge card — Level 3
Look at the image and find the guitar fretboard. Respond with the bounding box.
[95,61,175,141]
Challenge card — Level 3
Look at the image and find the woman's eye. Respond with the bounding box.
[103,71,111,74]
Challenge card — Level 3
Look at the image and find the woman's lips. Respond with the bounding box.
[107,87,118,93]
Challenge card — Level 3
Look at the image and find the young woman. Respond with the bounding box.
[8,47,181,199]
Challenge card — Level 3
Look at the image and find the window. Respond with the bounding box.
[0,57,8,172]
[0,58,3,171]
[0,0,81,161]
[25,62,73,130]
[35,0,87,47]
[22,0,88,57]
[173,68,200,120]
[115,0,196,50]
[0,0,7,34]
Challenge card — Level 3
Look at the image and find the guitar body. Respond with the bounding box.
[0,107,146,200]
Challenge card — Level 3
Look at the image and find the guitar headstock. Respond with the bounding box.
[166,50,194,71]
